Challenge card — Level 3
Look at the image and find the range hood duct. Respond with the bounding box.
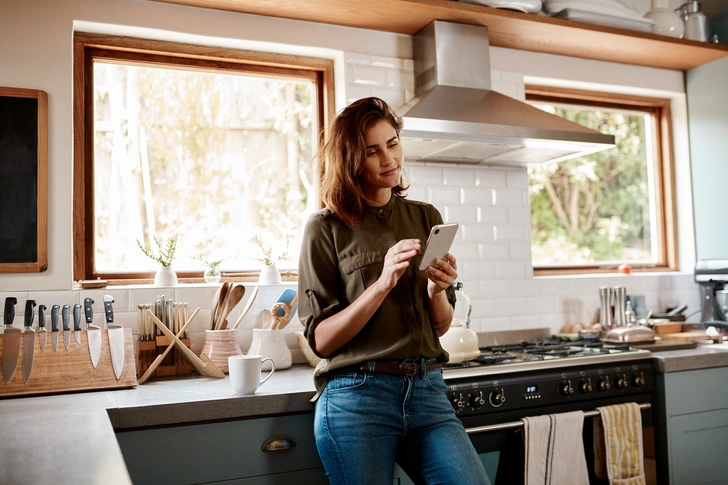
[398,21,615,165]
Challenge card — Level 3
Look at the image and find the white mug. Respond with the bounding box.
[228,354,275,395]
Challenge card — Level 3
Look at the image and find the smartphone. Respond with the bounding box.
[418,223,459,271]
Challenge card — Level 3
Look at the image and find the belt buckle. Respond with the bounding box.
[399,363,419,376]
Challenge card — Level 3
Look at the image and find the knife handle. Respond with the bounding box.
[104,296,114,324]
[24,300,36,327]
[51,305,60,332]
[73,304,82,331]
[62,305,70,331]
[4,297,17,326]
[38,305,46,328]
[83,298,94,325]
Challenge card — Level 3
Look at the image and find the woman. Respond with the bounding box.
[298,97,491,485]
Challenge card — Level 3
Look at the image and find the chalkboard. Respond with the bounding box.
[0,87,47,272]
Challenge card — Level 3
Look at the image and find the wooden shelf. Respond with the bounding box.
[154,0,728,71]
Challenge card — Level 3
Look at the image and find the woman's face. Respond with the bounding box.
[360,119,403,203]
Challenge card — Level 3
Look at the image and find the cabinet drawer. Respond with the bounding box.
[669,408,728,485]
[116,413,323,485]
[662,367,728,416]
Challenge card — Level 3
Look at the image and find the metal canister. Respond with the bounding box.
[613,286,627,327]
[599,286,613,329]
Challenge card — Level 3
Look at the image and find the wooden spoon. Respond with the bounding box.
[232,286,259,330]
[211,281,231,330]
[216,284,245,330]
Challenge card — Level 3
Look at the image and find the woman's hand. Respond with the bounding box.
[426,253,457,298]
[378,238,421,291]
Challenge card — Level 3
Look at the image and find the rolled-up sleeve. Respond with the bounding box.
[297,213,343,358]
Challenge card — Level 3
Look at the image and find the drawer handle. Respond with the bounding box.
[261,435,297,451]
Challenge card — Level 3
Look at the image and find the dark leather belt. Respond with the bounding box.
[357,361,442,376]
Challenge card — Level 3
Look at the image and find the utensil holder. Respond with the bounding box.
[248,328,292,370]
[200,329,243,373]
[135,337,193,378]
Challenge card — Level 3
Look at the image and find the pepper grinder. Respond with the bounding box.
[599,286,613,329]
[613,286,628,328]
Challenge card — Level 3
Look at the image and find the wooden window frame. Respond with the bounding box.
[526,85,678,276]
[73,32,335,285]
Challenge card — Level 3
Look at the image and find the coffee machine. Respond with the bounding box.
[695,259,728,327]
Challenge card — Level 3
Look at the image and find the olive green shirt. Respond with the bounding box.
[298,195,456,398]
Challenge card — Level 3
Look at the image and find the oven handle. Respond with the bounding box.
[464,402,651,435]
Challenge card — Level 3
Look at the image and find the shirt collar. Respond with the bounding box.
[365,194,397,218]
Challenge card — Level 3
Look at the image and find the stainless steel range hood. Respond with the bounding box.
[398,21,615,165]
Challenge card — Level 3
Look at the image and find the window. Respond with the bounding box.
[526,86,677,275]
[73,33,334,284]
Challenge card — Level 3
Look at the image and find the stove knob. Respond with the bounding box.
[579,378,593,394]
[632,372,645,387]
[560,380,574,396]
[471,391,486,407]
[489,388,506,407]
[450,393,466,410]
[598,377,611,391]
[615,374,629,389]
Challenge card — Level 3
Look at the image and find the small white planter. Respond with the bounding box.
[154,266,178,286]
[258,264,281,284]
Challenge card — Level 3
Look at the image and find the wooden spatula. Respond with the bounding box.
[216,284,245,330]
[232,286,259,330]
[211,281,230,330]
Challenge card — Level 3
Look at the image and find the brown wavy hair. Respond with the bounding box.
[318,97,409,228]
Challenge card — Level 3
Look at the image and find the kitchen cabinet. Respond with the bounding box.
[116,411,417,484]
[687,56,728,261]
[653,365,728,484]
[153,0,728,70]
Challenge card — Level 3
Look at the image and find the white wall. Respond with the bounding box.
[0,0,705,355]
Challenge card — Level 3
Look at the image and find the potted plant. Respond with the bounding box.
[137,234,179,286]
[193,254,226,284]
[251,234,290,284]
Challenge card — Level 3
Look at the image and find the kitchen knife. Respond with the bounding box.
[2,297,19,384]
[38,304,47,351]
[73,304,82,345]
[103,295,124,380]
[84,298,101,368]
[62,305,71,350]
[22,300,37,384]
[51,305,60,352]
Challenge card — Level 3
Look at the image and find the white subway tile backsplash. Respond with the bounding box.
[495,261,526,279]
[512,315,541,330]
[508,207,531,224]
[461,187,493,206]
[496,297,527,316]
[450,242,479,262]
[370,87,406,109]
[344,52,371,65]
[470,298,495,319]
[445,205,479,224]
[462,261,495,280]
[494,225,526,242]
[352,65,388,86]
[345,84,373,103]
[371,55,404,69]
[480,207,509,224]
[429,186,461,205]
[444,167,477,187]
[526,296,555,314]
[462,224,494,243]
[493,188,527,206]
[510,242,532,260]
[407,185,428,202]
[480,280,511,299]
[479,317,512,332]
[387,69,414,89]
[513,279,542,297]
[476,169,507,188]
[408,165,444,186]
[479,243,509,261]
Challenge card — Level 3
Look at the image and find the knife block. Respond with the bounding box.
[0,328,137,398]
[135,336,192,378]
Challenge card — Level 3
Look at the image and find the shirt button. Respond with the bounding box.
[378,209,383,214]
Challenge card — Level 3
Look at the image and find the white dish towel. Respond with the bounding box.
[523,410,590,485]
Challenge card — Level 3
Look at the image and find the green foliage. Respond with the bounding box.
[529,103,653,266]
[250,233,290,267]
[193,254,226,271]
[137,234,178,267]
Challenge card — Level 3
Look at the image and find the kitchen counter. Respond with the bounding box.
[5,344,728,485]
[0,365,317,485]
[650,343,728,372]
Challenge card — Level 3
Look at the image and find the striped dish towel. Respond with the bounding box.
[593,403,646,485]
[523,411,590,485]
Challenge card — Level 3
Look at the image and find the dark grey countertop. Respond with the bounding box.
[4,344,728,485]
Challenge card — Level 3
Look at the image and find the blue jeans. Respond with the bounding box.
[314,358,492,485]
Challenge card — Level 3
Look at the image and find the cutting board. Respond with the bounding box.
[626,339,698,351]
[661,331,716,342]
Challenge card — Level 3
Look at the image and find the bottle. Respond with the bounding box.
[645,0,685,38]
[625,300,636,327]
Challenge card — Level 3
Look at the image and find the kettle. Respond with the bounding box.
[438,282,481,363]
